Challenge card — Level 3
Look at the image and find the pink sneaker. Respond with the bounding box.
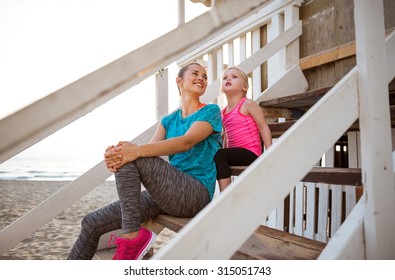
[112,227,157,260]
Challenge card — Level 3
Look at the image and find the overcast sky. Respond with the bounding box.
[0,0,208,161]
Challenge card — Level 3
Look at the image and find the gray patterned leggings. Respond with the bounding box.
[67,156,210,260]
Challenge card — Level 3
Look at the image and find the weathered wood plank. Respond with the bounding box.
[299,0,355,90]
[300,41,356,70]
[299,27,395,72]
[261,106,304,120]
[234,228,325,260]
[302,167,361,185]
[268,120,296,136]
[154,214,325,260]
[154,215,190,233]
[259,86,332,109]
[267,111,391,138]
[230,166,362,186]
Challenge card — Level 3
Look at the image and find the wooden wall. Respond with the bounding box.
[299,0,395,91]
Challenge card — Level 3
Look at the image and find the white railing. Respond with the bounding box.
[229,173,362,244]
[283,182,360,243]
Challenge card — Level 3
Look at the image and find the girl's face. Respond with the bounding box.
[221,68,248,95]
[177,64,208,96]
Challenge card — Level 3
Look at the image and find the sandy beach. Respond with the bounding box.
[0,180,175,260]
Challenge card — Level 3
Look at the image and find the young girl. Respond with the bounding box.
[214,66,272,191]
[67,63,222,260]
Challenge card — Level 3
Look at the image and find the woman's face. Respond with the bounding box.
[177,64,208,96]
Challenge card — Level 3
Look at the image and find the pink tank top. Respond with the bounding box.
[222,97,262,156]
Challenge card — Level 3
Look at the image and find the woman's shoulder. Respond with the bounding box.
[161,108,181,124]
[199,103,221,118]
[197,104,222,129]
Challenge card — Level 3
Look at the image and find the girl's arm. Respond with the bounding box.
[244,99,272,150]
[105,121,214,171]
[222,125,228,148]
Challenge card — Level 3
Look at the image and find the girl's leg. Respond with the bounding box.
[218,178,232,192]
[214,148,258,191]
[115,156,210,235]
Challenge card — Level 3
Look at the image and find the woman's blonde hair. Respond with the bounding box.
[221,66,249,96]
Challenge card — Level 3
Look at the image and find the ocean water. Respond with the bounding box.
[0,157,110,181]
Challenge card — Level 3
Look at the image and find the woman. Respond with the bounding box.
[67,62,222,260]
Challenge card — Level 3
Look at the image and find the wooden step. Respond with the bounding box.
[261,86,395,134]
[231,166,362,185]
[153,214,326,260]
[268,120,296,137]
[259,86,332,110]
[267,111,395,137]
[267,119,363,137]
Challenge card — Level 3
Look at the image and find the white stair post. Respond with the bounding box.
[155,68,169,121]
[354,0,395,259]
[267,12,286,86]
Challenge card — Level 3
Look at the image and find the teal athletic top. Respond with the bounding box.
[161,104,222,200]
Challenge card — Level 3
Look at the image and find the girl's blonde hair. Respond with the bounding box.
[221,66,249,96]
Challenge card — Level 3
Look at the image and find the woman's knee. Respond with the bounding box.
[115,162,135,174]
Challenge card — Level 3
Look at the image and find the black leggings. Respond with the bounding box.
[67,156,210,260]
[214,148,258,179]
